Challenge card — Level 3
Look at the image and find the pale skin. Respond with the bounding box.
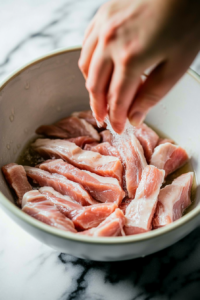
[79,0,200,133]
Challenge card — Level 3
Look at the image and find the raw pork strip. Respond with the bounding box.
[79,209,125,237]
[112,131,147,198]
[153,172,193,228]
[24,166,97,206]
[56,116,100,141]
[39,159,125,205]
[36,125,70,139]
[84,142,121,160]
[119,198,132,214]
[124,165,165,235]
[84,142,99,150]
[100,130,112,144]
[32,139,123,184]
[71,110,98,128]
[157,138,174,146]
[150,143,188,177]
[39,186,117,230]
[134,123,159,163]
[67,136,97,148]
[39,187,83,213]
[22,190,76,232]
[36,116,100,141]
[66,202,117,230]
[2,163,32,206]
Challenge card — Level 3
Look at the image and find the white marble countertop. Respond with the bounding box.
[1,1,200,299]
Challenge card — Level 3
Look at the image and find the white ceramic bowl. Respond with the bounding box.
[0,48,199,261]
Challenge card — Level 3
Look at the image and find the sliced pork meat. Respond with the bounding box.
[24,166,97,206]
[39,186,117,230]
[79,209,125,237]
[67,136,97,148]
[100,130,112,144]
[65,202,117,230]
[56,116,100,141]
[71,110,98,128]
[119,198,132,214]
[157,138,175,146]
[22,190,76,232]
[2,163,32,206]
[36,125,70,139]
[153,172,193,229]
[84,142,121,160]
[124,165,165,235]
[112,129,147,198]
[150,143,189,177]
[32,139,123,184]
[36,116,100,141]
[39,187,83,213]
[134,123,159,163]
[84,143,99,151]
[39,159,125,205]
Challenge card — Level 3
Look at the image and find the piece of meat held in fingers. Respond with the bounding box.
[36,125,70,139]
[39,186,117,230]
[39,159,125,205]
[32,139,123,184]
[100,130,112,144]
[112,130,147,198]
[153,172,193,229]
[71,110,98,128]
[22,190,76,232]
[124,165,165,235]
[56,116,100,141]
[2,163,32,207]
[24,166,97,206]
[150,143,189,177]
[79,209,126,237]
[134,124,159,163]
[84,142,121,161]
[67,136,97,148]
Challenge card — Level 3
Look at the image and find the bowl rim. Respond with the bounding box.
[0,46,200,245]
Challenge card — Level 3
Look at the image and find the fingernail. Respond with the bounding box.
[89,95,105,127]
[129,112,145,127]
[111,122,125,134]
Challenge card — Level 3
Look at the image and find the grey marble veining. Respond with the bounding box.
[1,0,200,299]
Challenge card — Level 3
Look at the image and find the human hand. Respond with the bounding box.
[79,0,200,133]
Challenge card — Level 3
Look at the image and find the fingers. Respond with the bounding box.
[78,30,98,79]
[82,17,96,46]
[128,59,191,126]
[107,65,141,133]
[86,44,113,123]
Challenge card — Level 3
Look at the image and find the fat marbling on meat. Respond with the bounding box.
[153,172,193,228]
[36,116,100,141]
[31,139,123,184]
[22,190,76,232]
[150,142,188,177]
[125,165,165,235]
[79,209,125,237]
[39,159,125,205]
[24,166,97,206]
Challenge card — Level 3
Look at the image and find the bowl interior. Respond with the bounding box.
[0,48,200,227]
